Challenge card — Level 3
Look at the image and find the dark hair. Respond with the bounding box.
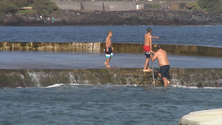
[157,44,161,49]
[147,27,152,33]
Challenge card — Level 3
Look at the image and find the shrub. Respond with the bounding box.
[0,1,19,14]
[33,0,61,17]
[149,4,160,9]
[197,0,222,14]
[185,2,201,11]
[11,0,32,7]
[0,0,60,16]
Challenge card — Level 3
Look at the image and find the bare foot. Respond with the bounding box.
[167,80,170,85]
[143,69,150,72]
[106,65,111,68]
[104,62,107,65]
[147,69,152,72]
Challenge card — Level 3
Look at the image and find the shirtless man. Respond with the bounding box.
[104,31,113,68]
[143,27,159,72]
[151,44,170,87]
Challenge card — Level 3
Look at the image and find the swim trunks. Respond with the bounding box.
[105,47,113,58]
[143,46,150,58]
[159,65,170,78]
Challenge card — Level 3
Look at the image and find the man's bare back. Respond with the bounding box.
[154,49,170,67]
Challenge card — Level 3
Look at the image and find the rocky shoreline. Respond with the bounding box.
[0,9,222,26]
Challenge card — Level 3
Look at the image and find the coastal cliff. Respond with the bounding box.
[0,2,221,26]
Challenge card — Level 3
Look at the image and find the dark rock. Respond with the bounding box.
[0,9,221,26]
[214,82,222,87]
[197,83,203,88]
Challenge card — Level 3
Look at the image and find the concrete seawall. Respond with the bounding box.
[1,42,222,57]
[0,68,222,88]
[178,109,222,125]
[51,0,196,11]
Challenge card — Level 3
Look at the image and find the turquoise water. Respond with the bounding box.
[0,85,222,125]
[0,25,222,47]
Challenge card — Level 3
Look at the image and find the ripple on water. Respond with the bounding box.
[0,85,222,125]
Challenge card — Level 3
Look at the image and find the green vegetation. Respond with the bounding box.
[0,0,61,16]
[33,0,61,17]
[149,4,160,9]
[17,9,36,14]
[197,0,222,14]
[185,2,201,11]
[0,1,19,14]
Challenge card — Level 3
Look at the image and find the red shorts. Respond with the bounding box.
[143,46,150,52]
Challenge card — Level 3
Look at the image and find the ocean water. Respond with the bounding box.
[0,25,222,47]
[0,25,222,125]
[0,85,222,125]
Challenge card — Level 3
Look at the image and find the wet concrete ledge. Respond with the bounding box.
[0,42,222,57]
[178,109,222,125]
[0,68,222,88]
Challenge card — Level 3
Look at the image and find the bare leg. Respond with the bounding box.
[105,57,112,65]
[158,73,170,87]
[106,58,111,68]
[162,77,168,87]
[144,58,151,71]
[106,58,109,66]
[144,58,149,70]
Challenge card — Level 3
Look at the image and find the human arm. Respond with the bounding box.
[152,36,159,39]
[150,50,155,54]
[106,37,109,52]
[151,52,158,62]
[149,36,152,51]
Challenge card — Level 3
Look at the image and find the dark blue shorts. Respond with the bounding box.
[105,47,113,58]
[144,51,150,58]
[159,65,170,78]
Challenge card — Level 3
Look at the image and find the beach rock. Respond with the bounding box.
[178,109,222,125]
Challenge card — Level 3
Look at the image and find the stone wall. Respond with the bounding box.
[52,0,138,11]
[51,0,195,11]
[53,1,82,10]
[0,68,222,88]
[0,42,101,52]
[1,42,222,57]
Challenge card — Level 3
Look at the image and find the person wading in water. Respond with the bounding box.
[151,44,170,87]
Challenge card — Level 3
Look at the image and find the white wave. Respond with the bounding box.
[45,83,64,88]
[124,84,137,87]
[69,83,93,86]
[201,87,222,89]
[16,86,23,89]
[170,85,198,88]
[170,85,222,89]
